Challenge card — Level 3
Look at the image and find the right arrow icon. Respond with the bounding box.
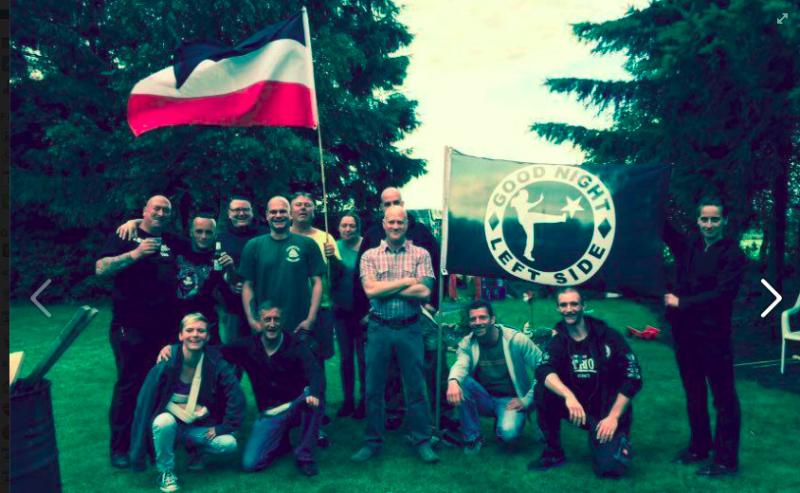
[760,279,782,318]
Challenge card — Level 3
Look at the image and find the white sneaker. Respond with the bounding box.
[159,471,180,492]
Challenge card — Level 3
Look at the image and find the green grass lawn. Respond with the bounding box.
[10,298,800,493]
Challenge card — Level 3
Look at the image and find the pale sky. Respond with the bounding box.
[394,0,650,210]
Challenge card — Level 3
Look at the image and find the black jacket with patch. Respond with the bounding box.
[536,316,642,415]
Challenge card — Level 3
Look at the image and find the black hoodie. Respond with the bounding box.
[536,316,642,415]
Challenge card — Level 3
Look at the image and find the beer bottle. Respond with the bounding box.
[213,242,223,271]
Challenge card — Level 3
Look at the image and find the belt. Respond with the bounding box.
[369,313,419,328]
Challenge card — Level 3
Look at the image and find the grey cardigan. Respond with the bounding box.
[448,325,543,409]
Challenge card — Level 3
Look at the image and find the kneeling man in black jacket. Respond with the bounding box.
[528,288,642,477]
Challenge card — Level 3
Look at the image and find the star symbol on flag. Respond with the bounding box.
[561,196,584,219]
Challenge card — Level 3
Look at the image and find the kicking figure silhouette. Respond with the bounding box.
[509,190,567,261]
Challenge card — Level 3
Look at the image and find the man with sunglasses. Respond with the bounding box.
[217,196,268,345]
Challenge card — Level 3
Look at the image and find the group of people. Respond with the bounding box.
[94,187,745,491]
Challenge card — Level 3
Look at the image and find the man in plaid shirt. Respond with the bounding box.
[350,205,439,464]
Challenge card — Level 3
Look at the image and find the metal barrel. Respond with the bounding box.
[10,379,62,493]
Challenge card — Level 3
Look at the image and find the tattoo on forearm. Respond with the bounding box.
[95,252,135,276]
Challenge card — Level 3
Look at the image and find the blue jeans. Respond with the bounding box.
[151,412,238,473]
[334,310,366,406]
[458,377,526,443]
[365,320,431,447]
[241,391,322,471]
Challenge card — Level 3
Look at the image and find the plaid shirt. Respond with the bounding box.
[359,239,434,320]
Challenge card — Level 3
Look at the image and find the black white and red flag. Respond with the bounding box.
[127,11,317,136]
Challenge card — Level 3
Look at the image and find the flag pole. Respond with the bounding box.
[315,127,330,237]
[434,146,453,434]
[302,6,330,238]
[303,6,334,292]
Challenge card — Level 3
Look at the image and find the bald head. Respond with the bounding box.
[380,187,403,210]
[146,195,172,209]
[267,196,290,210]
[266,196,291,236]
[384,205,407,220]
[382,205,408,245]
[141,195,172,233]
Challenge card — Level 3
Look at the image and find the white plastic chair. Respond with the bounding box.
[780,291,800,374]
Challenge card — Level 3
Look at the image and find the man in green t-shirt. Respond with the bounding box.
[239,196,325,339]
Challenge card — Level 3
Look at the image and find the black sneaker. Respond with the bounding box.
[696,462,737,476]
[296,460,319,477]
[352,401,366,420]
[111,453,130,469]
[527,451,566,471]
[275,436,293,456]
[385,415,403,431]
[671,448,709,465]
[463,437,483,456]
[416,442,440,464]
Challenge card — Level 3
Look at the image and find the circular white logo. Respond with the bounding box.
[483,164,615,286]
[286,245,301,263]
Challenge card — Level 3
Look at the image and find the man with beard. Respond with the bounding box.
[446,299,543,455]
[96,195,180,468]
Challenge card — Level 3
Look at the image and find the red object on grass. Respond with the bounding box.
[627,325,660,340]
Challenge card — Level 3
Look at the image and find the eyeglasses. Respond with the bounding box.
[229,208,253,214]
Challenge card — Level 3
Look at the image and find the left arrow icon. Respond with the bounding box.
[760,279,782,318]
[31,279,53,317]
